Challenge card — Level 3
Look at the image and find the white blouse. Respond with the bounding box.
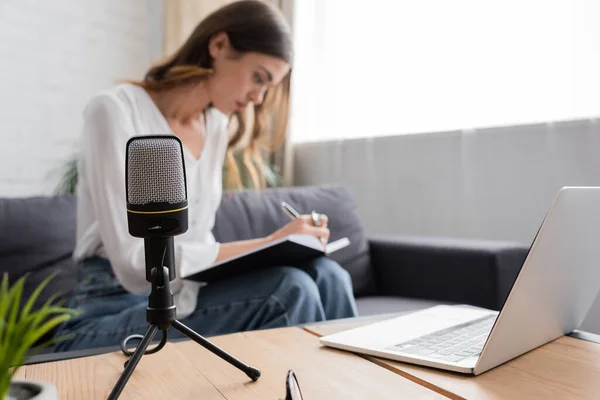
[74,83,230,319]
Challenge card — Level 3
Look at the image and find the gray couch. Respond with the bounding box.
[0,184,529,340]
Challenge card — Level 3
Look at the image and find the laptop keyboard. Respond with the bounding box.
[387,315,496,363]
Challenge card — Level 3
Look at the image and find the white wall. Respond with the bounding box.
[0,0,164,197]
[293,119,600,333]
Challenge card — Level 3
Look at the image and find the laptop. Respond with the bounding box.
[320,186,600,375]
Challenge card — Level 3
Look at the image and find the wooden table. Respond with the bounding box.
[305,318,600,400]
[14,326,444,399]
[15,315,600,399]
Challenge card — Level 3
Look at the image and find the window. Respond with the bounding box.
[289,0,600,143]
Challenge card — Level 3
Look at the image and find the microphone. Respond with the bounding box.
[111,135,260,400]
[125,135,188,283]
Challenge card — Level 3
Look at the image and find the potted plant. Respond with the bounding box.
[0,273,78,400]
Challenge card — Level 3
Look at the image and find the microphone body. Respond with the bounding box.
[125,135,189,283]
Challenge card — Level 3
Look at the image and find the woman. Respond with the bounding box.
[54,0,357,352]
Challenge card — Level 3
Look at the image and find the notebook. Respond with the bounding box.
[182,234,351,283]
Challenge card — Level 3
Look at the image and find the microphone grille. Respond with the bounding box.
[126,136,187,205]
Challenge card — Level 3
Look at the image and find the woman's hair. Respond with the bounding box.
[133,0,292,189]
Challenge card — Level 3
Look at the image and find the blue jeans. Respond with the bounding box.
[52,256,358,352]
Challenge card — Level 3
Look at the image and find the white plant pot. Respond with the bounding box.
[5,381,57,400]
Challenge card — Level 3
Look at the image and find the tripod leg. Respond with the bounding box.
[171,320,261,381]
[108,325,159,400]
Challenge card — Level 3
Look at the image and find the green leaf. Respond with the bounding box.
[7,275,25,327]
[0,273,10,345]
[4,276,25,361]
[1,372,11,400]
[29,332,74,353]
[0,273,9,317]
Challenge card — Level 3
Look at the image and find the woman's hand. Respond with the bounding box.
[215,214,329,264]
[268,214,330,245]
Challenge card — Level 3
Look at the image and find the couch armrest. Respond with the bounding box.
[368,235,529,310]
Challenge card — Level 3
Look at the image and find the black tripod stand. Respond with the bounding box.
[108,238,261,400]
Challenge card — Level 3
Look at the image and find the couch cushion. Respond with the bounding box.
[213,185,375,296]
[0,195,78,307]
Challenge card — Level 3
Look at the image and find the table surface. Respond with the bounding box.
[15,312,600,400]
[305,317,600,400]
[14,326,444,399]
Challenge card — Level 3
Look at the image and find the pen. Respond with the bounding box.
[281,201,323,227]
[281,201,300,220]
[281,201,326,246]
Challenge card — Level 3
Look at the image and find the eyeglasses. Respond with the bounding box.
[285,369,304,400]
